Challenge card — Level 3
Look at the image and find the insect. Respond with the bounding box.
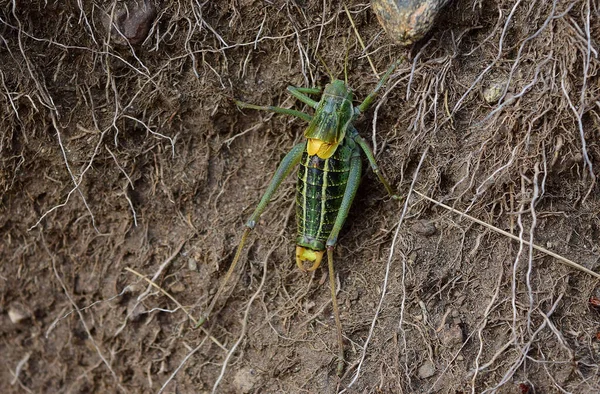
[201,59,402,376]
[372,0,450,45]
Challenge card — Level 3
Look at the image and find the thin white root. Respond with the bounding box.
[414,191,600,280]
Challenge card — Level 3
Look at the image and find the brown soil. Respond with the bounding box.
[2,1,600,393]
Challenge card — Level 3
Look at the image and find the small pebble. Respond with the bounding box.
[126,283,143,294]
[407,251,418,265]
[483,80,507,104]
[127,301,146,322]
[438,324,463,347]
[411,220,437,237]
[188,258,198,271]
[8,306,29,324]
[518,382,533,393]
[170,282,185,293]
[111,0,157,45]
[233,368,258,393]
[418,360,436,379]
[456,354,464,361]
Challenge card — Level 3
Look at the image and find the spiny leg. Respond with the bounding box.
[198,142,306,327]
[353,132,400,200]
[286,86,321,108]
[235,100,312,122]
[197,227,250,327]
[325,152,363,376]
[327,246,345,377]
[356,58,404,114]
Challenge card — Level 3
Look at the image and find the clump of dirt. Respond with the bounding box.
[1,0,600,393]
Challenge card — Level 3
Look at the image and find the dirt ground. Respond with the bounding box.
[2,0,600,393]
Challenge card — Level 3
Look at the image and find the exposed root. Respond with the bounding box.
[414,191,600,279]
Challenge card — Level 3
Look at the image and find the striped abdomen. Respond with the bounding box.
[296,140,354,251]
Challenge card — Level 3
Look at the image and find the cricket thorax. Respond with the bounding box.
[303,80,354,159]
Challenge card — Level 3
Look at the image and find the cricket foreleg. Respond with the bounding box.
[286,86,321,108]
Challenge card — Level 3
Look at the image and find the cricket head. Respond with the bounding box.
[304,80,354,159]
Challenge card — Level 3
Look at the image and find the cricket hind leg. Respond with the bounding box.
[198,142,305,327]
[197,227,251,327]
[327,246,345,377]
[324,152,363,376]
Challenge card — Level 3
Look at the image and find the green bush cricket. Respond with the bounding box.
[201,59,403,376]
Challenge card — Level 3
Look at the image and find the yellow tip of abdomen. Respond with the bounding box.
[296,246,325,271]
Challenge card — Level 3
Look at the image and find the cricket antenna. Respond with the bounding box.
[344,3,378,77]
[344,41,349,85]
[316,52,334,81]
